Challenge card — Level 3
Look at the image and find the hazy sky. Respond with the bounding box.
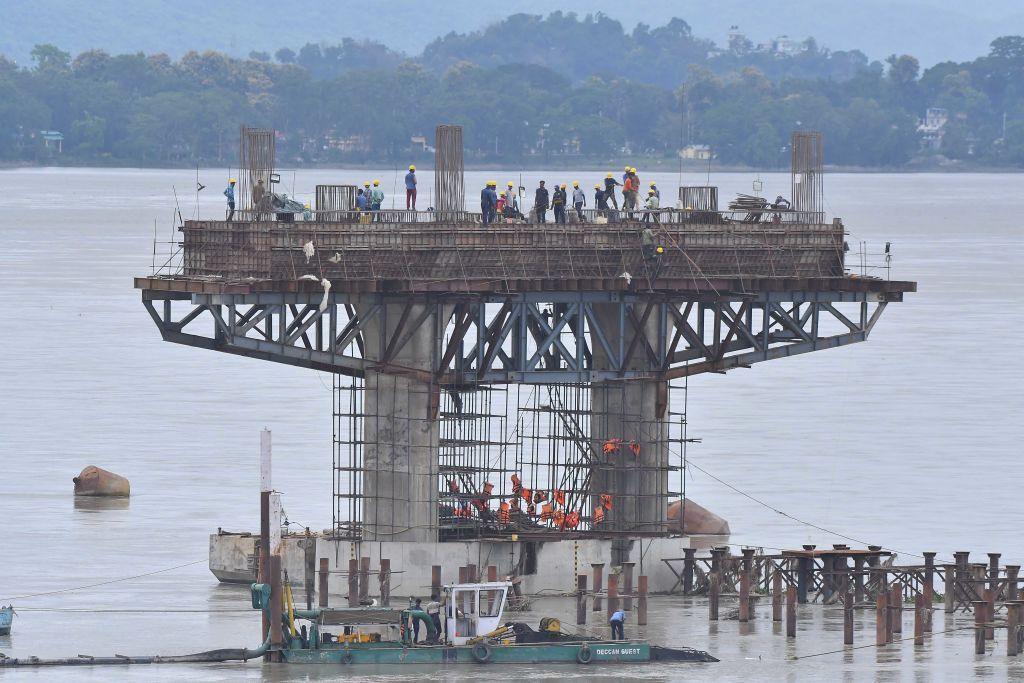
[3,0,1022,66]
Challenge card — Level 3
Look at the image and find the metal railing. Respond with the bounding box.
[217,206,829,226]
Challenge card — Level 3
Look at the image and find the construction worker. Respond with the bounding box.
[622,172,637,216]
[604,173,621,209]
[552,183,567,224]
[370,180,384,211]
[594,184,608,216]
[609,608,626,640]
[534,181,549,223]
[223,178,236,221]
[356,188,368,211]
[506,181,519,215]
[571,181,586,220]
[496,192,506,215]
[405,165,417,210]
[649,181,660,200]
[303,202,312,221]
[638,225,655,258]
[412,598,423,642]
[481,180,498,225]
[643,188,660,224]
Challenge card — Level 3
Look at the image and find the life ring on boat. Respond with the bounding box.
[576,644,593,664]
[471,642,493,663]
[341,651,354,665]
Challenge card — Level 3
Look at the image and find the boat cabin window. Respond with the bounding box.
[453,589,476,637]
[478,588,504,618]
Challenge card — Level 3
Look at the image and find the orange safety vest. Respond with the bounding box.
[498,502,511,524]
[521,487,532,502]
[540,503,554,521]
[553,509,566,527]
[553,489,565,506]
[602,439,621,455]
[564,510,580,529]
[593,506,605,524]
[600,493,614,510]
[511,474,522,496]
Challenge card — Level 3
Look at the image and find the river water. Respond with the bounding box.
[0,167,1021,681]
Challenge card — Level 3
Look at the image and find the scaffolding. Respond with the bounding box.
[331,375,686,541]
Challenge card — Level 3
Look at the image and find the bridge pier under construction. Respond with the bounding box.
[137,124,914,591]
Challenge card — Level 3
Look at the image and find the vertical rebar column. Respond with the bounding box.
[791,131,823,220]
[434,125,465,220]
[239,126,276,212]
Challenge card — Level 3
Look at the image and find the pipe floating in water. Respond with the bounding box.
[0,638,269,668]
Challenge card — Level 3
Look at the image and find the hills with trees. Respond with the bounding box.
[1,13,1023,168]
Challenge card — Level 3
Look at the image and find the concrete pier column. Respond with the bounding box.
[589,303,668,544]
[359,301,444,542]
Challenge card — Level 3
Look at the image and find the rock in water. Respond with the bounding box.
[73,466,130,497]
[667,499,730,535]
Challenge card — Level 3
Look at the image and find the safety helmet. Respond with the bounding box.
[373,180,380,186]
[594,184,601,190]
[631,167,637,173]
[649,181,656,187]
[606,172,613,178]
[572,181,579,187]
[499,192,506,197]
[648,189,655,195]
[560,183,567,189]
[304,202,310,208]
[364,182,370,187]
[624,166,630,171]
[487,180,496,186]
[409,165,415,171]
[656,246,665,254]
[228,178,236,183]
[507,181,514,187]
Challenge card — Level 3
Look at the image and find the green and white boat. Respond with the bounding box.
[251,579,717,666]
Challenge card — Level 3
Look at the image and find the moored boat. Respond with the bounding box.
[251,579,717,666]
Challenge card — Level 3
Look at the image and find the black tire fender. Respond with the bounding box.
[576,644,593,664]
[471,642,493,663]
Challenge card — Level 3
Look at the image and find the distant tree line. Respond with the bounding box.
[1,13,1023,168]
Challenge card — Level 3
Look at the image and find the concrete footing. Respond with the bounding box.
[209,531,728,597]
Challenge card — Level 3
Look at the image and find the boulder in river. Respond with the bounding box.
[73,465,130,497]
[667,499,730,535]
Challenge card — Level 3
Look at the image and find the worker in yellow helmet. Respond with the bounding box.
[595,182,609,217]
[572,181,586,220]
[506,181,520,216]
[405,165,417,210]
[224,178,236,221]
[649,180,659,201]
[370,180,383,212]
[552,182,568,224]
[603,172,620,211]
[481,181,499,225]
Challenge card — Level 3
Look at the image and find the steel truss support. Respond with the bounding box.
[141,289,893,384]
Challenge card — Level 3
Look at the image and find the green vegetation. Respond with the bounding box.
[1,14,1023,168]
